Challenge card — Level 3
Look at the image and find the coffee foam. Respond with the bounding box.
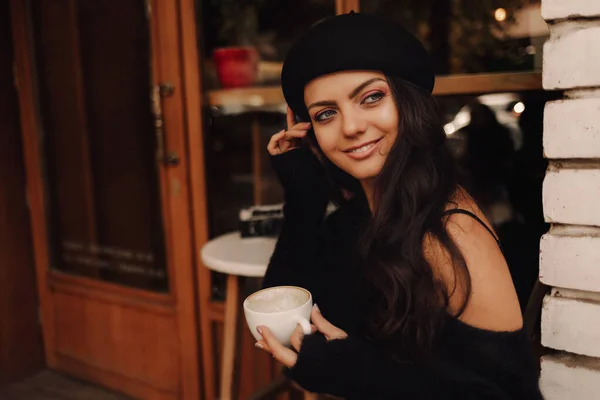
[246,287,309,313]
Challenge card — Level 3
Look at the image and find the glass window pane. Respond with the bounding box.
[196,1,336,299]
[436,88,560,306]
[203,111,285,300]
[360,0,547,74]
[31,0,168,291]
[197,0,336,89]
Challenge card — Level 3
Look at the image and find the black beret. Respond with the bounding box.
[281,12,435,121]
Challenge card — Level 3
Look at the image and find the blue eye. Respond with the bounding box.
[363,92,384,104]
[315,109,336,121]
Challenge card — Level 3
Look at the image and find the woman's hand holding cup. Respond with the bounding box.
[255,305,348,368]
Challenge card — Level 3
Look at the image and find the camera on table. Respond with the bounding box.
[239,204,284,238]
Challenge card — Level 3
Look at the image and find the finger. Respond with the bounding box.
[268,130,286,147]
[275,138,296,154]
[267,130,286,155]
[283,129,309,140]
[290,324,306,352]
[259,326,298,368]
[311,305,348,340]
[286,107,296,130]
[273,343,298,368]
[291,122,312,132]
[267,130,285,151]
[267,141,279,156]
[255,340,271,352]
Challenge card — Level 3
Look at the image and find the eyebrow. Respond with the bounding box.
[306,77,386,111]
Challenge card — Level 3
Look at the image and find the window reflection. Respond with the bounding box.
[360,0,546,74]
[438,89,561,308]
[204,111,286,300]
[31,0,168,291]
[198,0,336,89]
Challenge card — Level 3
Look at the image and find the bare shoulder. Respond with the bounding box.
[427,189,523,332]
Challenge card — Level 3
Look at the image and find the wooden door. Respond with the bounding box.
[10,0,205,399]
[0,0,45,383]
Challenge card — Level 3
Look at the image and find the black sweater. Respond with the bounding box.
[263,149,543,400]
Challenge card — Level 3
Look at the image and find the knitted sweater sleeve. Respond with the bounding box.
[262,148,330,291]
[287,334,515,400]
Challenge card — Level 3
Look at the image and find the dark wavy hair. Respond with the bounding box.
[307,75,471,360]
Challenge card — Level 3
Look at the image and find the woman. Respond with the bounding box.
[256,12,543,400]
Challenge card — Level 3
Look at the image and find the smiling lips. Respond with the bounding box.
[343,138,383,160]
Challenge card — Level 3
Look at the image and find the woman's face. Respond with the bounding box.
[304,71,399,182]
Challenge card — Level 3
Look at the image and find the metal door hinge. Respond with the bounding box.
[151,82,179,167]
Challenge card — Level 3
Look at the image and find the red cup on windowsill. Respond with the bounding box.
[213,46,259,89]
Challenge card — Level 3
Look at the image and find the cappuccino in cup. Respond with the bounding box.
[244,286,312,346]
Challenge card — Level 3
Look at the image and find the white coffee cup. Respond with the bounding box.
[243,286,313,346]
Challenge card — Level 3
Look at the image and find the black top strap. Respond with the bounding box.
[442,209,500,243]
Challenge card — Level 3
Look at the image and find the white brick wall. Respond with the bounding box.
[542,294,600,357]
[543,168,600,226]
[542,0,600,21]
[541,355,600,400]
[540,227,600,292]
[544,99,600,159]
[541,0,600,396]
[543,24,600,90]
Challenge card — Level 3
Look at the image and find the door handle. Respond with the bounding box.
[150,82,180,166]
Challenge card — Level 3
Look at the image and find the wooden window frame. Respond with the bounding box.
[207,70,542,111]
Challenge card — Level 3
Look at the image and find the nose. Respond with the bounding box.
[341,112,367,138]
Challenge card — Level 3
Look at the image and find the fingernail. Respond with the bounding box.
[313,304,320,313]
[255,342,263,349]
[257,326,263,335]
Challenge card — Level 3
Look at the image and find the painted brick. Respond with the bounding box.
[540,228,600,292]
[544,98,600,158]
[543,168,600,227]
[541,354,600,400]
[542,295,600,357]
[542,0,600,20]
[543,24,600,90]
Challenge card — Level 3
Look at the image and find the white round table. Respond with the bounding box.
[201,232,277,400]
[201,231,277,278]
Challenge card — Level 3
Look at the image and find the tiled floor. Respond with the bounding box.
[0,370,132,400]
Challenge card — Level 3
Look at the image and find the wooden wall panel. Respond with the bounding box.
[52,289,180,397]
[0,0,45,384]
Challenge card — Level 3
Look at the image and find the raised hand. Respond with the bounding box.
[267,107,312,156]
